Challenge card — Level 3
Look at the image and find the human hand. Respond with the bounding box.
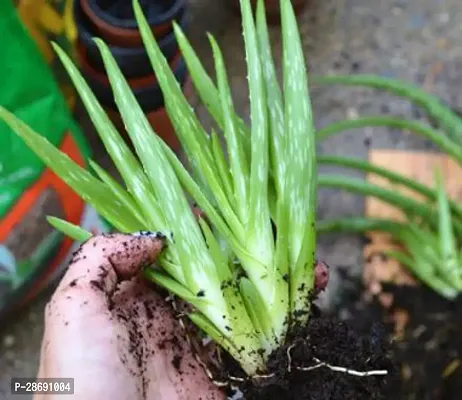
[36,233,223,400]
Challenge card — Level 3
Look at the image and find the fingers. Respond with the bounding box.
[57,232,166,293]
[46,232,166,333]
[111,280,225,400]
[38,233,166,395]
[46,232,164,317]
[314,260,330,292]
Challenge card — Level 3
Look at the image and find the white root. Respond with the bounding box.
[295,357,388,377]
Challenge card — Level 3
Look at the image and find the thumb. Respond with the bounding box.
[48,232,166,320]
[56,232,166,296]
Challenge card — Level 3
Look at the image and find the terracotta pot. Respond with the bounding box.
[106,77,194,153]
[75,0,187,78]
[80,0,185,46]
[229,0,309,23]
[78,45,187,110]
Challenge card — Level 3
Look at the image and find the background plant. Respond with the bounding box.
[314,74,462,298]
[0,0,318,376]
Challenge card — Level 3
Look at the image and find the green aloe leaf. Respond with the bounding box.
[198,218,233,282]
[317,116,462,166]
[314,74,462,144]
[434,171,461,288]
[47,217,92,242]
[210,35,249,221]
[53,44,165,229]
[133,0,214,195]
[159,141,242,246]
[210,130,234,202]
[240,0,273,258]
[317,217,406,235]
[240,277,275,345]
[386,249,458,299]
[95,38,218,292]
[256,0,285,196]
[173,23,251,163]
[0,108,139,233]
[318,174,462,235]
[318,155,462,220]
[89,160,145,225]
[280,0,317,316]
[144,270,206,306]
[188,312,262,372]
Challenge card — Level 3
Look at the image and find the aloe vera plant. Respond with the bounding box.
[0,0,318,376]
[318,173,462,299]
[314,74,462,298]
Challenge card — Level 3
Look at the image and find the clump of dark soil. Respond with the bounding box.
[340,281,462,400]
[218,307,396,400]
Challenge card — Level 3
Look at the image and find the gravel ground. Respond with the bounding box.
[1,0,461,397]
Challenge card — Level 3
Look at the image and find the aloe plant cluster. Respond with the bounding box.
[0,0,317,376]
[315,75,462,299]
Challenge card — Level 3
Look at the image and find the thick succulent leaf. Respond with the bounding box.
[96,38,222,293]
[239,277,275,346]
[0,108,139,233]
[434,172,461,287]
[240,0,273,263]
[386,250,458,299]
[280,0,317,314]
[133,0,214,189]
[318,174,462,235]
[256,0,288,277]
[89,160,145,225]
[210,130,234,202]
[130,15,245,240]
[318,155,462,219]
[53,44,165,229]
[256,0,285,195]
[157,259,185,285]
[188,312,264,376]
[173,23,251,162]
[403,226,441,266]
[314,74,462,144]
[145,270,207,306]
[210,35,249,221]
[47,217,93,242]
[160,140,246,247]
[317,116,462,166]
[198,218,232,282]
[317,217,406,235]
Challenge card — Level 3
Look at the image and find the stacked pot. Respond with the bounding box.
[75,0,190,151]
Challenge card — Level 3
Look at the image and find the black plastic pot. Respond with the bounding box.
[80,48,188,111]
[75,0,187,78]
[81,0,185,46]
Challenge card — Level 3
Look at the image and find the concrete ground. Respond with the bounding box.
[1,0,461,397]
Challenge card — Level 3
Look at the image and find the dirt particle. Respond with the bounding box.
[144,300,154,319]
[172,354,182,371]
[90,280,104,291]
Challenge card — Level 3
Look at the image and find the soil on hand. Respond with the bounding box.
[341,281,462,400]
[219,307,395,400]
